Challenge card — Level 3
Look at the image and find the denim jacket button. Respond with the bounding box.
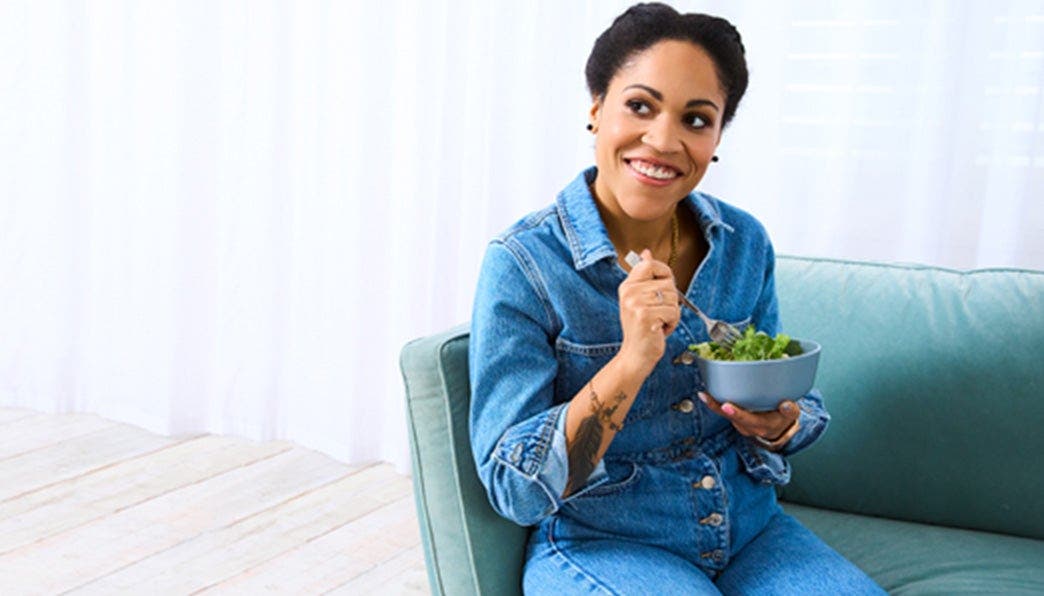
[510,443,523,463]
[700,475,716,489]
[701,512,724,527]
[673,351,696,365]
[676,399,695,414]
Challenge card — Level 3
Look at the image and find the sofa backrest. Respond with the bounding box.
[401,324,526,596]
[775,256,1044,540]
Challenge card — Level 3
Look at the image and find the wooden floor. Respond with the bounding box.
[0,407,430,595]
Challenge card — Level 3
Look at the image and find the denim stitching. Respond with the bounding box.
[693,192,736,233]
[495,204,557,243]
[556,190,586,269]
[490,451,558,521]
[491,405,565,482]
[502,236,562,333]
[571,462,641,499]
[529,404,561,475]
[555,168,620,271]
[555,337,622,357]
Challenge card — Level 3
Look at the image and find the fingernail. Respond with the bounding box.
[781,402,794,413]
[698,392,708,403]
[722,404,735,416]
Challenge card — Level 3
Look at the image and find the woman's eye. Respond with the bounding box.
[686,113,708,129]
[626,100,651,115]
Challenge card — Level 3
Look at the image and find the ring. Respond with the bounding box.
[655,290,664,304]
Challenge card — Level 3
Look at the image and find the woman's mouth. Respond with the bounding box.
[625,158,682,185]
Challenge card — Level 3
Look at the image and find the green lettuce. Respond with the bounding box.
[689,325,803,361]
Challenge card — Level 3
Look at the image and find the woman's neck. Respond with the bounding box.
[590,185,678,264]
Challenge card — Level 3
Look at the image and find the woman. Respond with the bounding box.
[469,4,884,594]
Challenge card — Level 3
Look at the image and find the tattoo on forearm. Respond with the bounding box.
[563,383,626,496]
[564,416,602,497]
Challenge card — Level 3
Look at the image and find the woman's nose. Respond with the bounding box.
[641,117,684,153]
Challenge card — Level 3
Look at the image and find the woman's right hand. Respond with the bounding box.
[616,248,682,377]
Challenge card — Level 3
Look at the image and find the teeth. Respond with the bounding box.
[630,159,677,180]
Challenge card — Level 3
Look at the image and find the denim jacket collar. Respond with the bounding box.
[556,166,735,271]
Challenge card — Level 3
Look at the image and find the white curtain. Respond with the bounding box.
[2,0,1041,471]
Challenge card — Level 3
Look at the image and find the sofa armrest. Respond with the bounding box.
[401,324,527,596]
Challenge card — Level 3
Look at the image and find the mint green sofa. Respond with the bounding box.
[400,256,1044,595]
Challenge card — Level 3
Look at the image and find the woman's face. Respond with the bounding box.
[591,40,726,222]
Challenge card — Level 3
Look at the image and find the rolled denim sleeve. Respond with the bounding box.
[735,389,830,484]
[487,401,608,525]
[779,388,830,456]
[469,242,607,527]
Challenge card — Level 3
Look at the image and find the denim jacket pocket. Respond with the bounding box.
[572,460,642,499]
[554,338,662,422]
[560,460,642,507]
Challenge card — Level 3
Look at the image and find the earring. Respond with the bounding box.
[711,155,719,162]
[586,124,594,131]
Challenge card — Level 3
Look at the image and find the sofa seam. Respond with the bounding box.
[777,254,1044,276]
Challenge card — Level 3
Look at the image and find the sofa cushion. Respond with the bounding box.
[784,503,1044,594]
[401,324,527,596]
[775,257,1044,540]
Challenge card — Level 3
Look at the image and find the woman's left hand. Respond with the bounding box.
[699,391,800,449]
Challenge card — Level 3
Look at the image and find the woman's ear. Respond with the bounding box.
[588,98,603,133]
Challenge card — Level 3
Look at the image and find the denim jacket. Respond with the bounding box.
[469,168,829,566]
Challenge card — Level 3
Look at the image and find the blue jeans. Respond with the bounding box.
[523,511,885,595]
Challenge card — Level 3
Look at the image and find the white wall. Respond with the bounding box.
[1,0,1041,470]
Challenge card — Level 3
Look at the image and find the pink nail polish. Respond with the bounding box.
[722,404,735,416]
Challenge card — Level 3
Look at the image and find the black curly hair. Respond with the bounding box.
[585,2,749,128]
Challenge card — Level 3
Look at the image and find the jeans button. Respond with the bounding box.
[701,549,725,562]
[699,475,716,490]
[676,399,695,413]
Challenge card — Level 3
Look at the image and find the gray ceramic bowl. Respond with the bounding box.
[695,339,821,412]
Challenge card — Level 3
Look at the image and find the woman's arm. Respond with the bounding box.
[561,249,680,496]
[470,244,681,524]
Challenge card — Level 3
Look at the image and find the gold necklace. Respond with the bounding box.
[668,212,679,268]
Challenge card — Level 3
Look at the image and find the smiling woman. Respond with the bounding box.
[589,40,725,292]
[467,3,885,594]
[591,42,722,219]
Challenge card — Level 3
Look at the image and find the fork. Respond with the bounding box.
[624,251,742,347]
